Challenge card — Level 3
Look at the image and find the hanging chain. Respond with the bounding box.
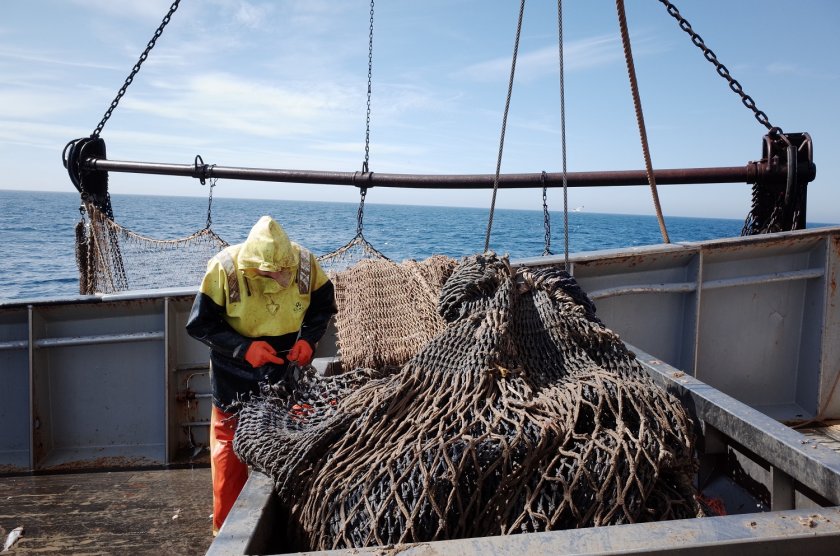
[557,0,569,270]
[91,1,182,137]
[356,187,367,237]
[485,0,526,253]
[657,0,778,133]
[362,0,375,173]
[541,172,552,256]
[205,177,217,230]
[351,0,374,242]
[616,0,670,244]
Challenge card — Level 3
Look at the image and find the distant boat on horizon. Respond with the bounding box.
[573,206,584,212]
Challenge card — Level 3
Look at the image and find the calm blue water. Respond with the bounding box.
[0,189,833,301]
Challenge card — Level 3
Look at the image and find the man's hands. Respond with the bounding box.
[244,340,285,368]
[288,339,314,367]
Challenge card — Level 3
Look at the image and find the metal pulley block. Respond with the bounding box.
[755,131,816,231]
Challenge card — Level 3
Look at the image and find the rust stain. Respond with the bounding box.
[0,464,30,475]
[41,455,156,473]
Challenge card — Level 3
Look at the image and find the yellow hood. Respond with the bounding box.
[238,216,297,272]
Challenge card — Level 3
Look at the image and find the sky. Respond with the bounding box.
[2,0,839,222]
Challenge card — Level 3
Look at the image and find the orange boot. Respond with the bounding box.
[210,406,248,534]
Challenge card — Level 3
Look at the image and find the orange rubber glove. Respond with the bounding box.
[287,339,314,367]
[244,341,284,368]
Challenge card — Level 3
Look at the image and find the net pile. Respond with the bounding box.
[75,202,228,295]
[233,253,700,551]
[331,255,457,370]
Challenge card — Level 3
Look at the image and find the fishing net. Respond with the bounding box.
[316,235,389,277]
[741,181,805,236]
[233,252,700,551]
[74,202,228,295]
[331,255,457,370]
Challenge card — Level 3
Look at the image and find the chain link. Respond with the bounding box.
[91,1,181,137]
[356,187,368,237]
[362,0,374,173]
[541,172,552,256]
[658,0,777,133]
[206,177,217,230]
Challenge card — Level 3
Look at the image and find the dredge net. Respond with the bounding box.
[331,255,457,370]
[74,202,228,295]
[233,252,700,551]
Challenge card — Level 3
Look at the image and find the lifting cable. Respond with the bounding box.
[484,0,526,253]
[615,0,670,244]
[556,0,570,269]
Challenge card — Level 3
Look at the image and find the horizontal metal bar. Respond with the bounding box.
[702,268,825,290]
[211,471,840,556]
[588,282,697,300]
[174,364,210,373]
[85,157,779,189]
[33,331,164,349]
[0,340,28,352]
[584,268,824,300]
[180,421,210,427]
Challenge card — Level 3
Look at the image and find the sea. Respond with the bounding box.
[0,189,834,302]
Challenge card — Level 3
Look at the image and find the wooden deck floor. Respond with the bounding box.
[0,467,213,555]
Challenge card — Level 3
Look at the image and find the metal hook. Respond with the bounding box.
[194,154,212,185]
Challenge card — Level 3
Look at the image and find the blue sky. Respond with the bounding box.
[2,0,839,222]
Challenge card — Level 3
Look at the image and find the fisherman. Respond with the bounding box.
[186,215,336,535]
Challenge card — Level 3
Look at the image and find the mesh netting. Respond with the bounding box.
[74,202,228,295]
[332,255,457,370]
[741,181,805,236]
[233,252,700,551]
[317,235,389,277]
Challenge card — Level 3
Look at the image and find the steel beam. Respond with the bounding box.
[83,157,789,189]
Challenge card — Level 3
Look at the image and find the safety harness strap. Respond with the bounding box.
[215,250,241,303]
[297,248,312,295]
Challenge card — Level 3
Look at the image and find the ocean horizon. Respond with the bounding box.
[1,188,836,302]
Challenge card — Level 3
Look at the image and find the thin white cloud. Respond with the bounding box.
[308,141,425,157]
[120,73,362,138]
[0,47,124,72]
[457,33,657,82]
[68,0,178,21]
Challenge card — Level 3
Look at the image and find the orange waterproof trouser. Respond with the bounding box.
[210,406,248,532]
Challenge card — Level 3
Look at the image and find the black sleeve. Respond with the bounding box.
[185,292,251,359]
[299,279,337,348]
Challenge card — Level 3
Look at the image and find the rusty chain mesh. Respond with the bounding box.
[74,202,228,295]
[233,252,700,551]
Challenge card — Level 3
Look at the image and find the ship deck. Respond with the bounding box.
[0,466,213,555]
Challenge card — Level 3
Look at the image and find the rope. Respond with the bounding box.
[484,0,526,253]
[557,0,570,269]
[615,0,670,244]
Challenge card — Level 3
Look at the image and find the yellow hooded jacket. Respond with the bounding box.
[186,216,335,409]
[201,215,329,337]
